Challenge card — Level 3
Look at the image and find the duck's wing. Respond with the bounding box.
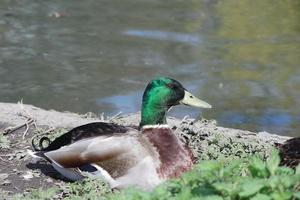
[39,122,130,151]
[44,133,135,168]
[277,137,300,168]
[32,130,141,182]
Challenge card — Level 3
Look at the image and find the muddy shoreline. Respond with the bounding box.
[0,102,291,197]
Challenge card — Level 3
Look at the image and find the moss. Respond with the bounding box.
[177,119,273,162]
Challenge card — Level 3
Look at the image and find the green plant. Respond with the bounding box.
[18,177,111,200]
[14,149,300,200]
[62,177,111,200]
[110,149,300,200]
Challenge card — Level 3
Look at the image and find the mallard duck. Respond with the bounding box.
[29,77,212,190]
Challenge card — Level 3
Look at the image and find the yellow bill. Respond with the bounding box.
[179,90,212,108]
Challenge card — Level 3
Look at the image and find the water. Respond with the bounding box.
[1,0,300,137]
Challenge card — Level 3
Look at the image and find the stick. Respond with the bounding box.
[22,119,34,139]
[3,119,33,135]
[108,112,122,121]
[0,156,8,163]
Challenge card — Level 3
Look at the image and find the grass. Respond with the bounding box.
[15,149,300,200]
[13,177,111,200]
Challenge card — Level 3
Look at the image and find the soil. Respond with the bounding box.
[0,102,291,198]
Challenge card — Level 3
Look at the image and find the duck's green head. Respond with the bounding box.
[140,77,211,127]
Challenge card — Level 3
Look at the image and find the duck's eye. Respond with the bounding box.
[166,83,174,89]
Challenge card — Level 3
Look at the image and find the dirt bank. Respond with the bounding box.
[0,102,291,197]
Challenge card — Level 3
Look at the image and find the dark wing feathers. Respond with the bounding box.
[277,137,300,168]
[42,122,129,151]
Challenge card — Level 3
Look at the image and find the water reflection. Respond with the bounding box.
[0,0,300,136]
[124,29,202,45]
[96,92,140,114]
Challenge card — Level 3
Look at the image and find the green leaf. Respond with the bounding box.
[296,164,300,175]
[271,191,293,200]
[222,159,241,177]
[276,166,294,175]
[266,148,280,176]
[250,193,272,200]
[197,160,222,172]
[239,179,265,198]
[280,175,296,188]
[294,192,300,199]
[181,170,199,186]
[176,187,193,200]
[212,182,236,196]
[192,186,216,197]
[249,156,268,178]
[268,176,280,190]
[153,184,172,199]
[194,195,223,200]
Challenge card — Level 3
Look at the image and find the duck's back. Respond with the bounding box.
[38,122,129,151]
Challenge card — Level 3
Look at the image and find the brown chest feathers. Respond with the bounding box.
[142,126,194,179]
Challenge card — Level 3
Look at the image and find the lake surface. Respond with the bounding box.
[1,0,300,136]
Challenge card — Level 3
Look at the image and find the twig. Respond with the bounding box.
[14,186,20,192]
[0,154,14,157]
[181,115,190,123]
[3,101,37,138]
[22,119,34,140]
[3,119,34,135]
[18,100,37,139]
[42,127,56,135]
[99,113,105,121]
[108,112,122,121]
[3,124,24,135]
[0,156,8,163]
